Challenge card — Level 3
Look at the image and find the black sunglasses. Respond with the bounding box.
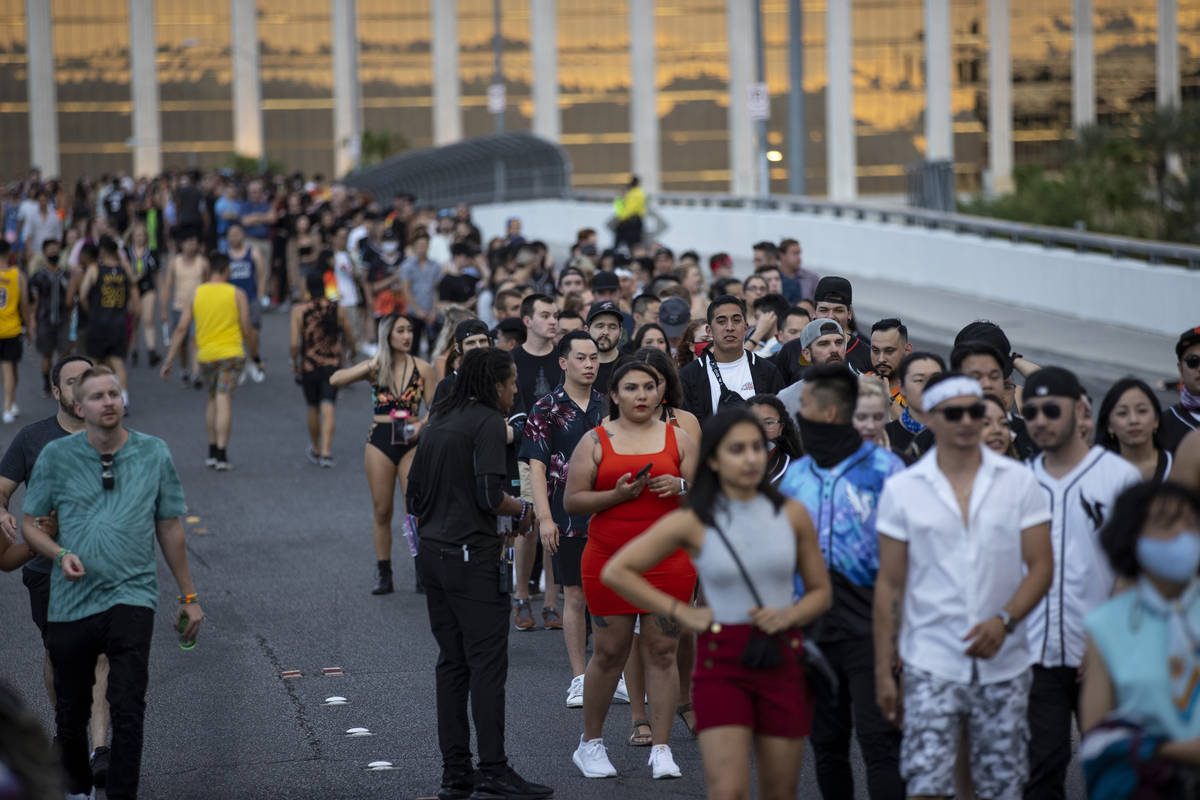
[937,403,986,422]
[100,454,114,491]
[1022,403,1064,421]
[1184,355,1200,370]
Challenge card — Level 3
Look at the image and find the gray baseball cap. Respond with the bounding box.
[800,318,844,351]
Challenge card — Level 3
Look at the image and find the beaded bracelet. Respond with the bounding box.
[178,593,199,604]
[55,548,70,565]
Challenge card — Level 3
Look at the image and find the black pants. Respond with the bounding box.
[406,313,441,358]
[416,541,511,776]
[810,637,905,800]
[1024,665,1078,800]
[46,604,154,799]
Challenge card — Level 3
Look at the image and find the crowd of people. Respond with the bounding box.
[1,164,1200,800]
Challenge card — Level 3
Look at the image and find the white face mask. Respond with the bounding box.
[381,241,399,255]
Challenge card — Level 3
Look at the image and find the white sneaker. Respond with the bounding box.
[566,675,584,708]
[9,402,18,417]
[1,411,12,424]
[572,736,617,778]
[247,360,265,383]
[612,674,630,704]
[648,744,682,779]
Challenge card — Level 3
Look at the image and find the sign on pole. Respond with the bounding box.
[488,83,506,115]
[748,82,770,121]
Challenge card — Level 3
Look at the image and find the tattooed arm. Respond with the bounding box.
[873,534,908,727]
[562,428,649,516]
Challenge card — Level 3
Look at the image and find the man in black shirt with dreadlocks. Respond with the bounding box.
[407,347,553,800]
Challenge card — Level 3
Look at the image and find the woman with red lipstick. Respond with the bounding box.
[564,361,699,780]
[1096,377,1172,483]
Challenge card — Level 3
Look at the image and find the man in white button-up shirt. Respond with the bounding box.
[873,373,1053,800]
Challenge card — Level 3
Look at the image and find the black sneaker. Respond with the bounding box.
[469,766,552,799]
[91,745,110,788]
[437,769,479,800]
[149,351,162,367]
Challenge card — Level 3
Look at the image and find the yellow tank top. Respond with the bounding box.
[0,267,21,338]
[193,282,245,362]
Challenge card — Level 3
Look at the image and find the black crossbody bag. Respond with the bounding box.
[708,520,840,695]
[708,355,748,411]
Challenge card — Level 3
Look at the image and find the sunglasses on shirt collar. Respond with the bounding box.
[100,454,114,490]
[935,403,986,423]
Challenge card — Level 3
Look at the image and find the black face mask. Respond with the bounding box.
[797,416,862,469]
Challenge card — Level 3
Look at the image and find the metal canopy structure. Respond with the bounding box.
[342,132,571,208]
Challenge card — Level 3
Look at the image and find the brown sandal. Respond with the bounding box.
[627,718,652,746]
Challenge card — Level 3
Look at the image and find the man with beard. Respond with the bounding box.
[586,302,625,393]
[776,318,847,420]
[1019,367,1139,800]
[812,277,871,374]
[778,365,906,800]
[869,319,912,418]
[1161,326,1200,452]
[0,356,113,789]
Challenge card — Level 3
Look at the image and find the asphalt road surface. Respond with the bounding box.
[0,307,1098,799]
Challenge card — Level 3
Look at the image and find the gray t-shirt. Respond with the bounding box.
[400,256,441,313]
[0,415,70,574]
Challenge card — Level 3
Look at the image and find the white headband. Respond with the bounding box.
[921,376,983,412]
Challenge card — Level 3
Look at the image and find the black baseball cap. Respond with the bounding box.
[658,296,691,338]
[592,270,620,291]
[814,276,853,306]
[1176,326,1200,359]
[955,320,1013,376]
[586,301,624,325]
[454,318,491,344]
[1023,366,1083,401]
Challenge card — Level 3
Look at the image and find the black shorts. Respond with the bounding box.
[35,322,71,357]
[367,421,418,466]
[0,335,22,363]
[86,324,128,360]
[136,274,156,295]
[22,566,50,640]
[301,366,338,407]
[552,535,587,587]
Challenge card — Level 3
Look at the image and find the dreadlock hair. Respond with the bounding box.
[433,347,515,416]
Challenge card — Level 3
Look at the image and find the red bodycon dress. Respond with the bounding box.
[580,423,697,616]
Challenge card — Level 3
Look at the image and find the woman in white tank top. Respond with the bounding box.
[602,408,832,800]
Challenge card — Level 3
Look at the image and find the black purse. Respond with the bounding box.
[709,520,840,695]
[708,355,748,411]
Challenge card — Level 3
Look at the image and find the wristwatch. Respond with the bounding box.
[998,610,1016,634]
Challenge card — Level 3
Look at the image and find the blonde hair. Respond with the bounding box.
[375,314,412,394]
[856,374,892,449]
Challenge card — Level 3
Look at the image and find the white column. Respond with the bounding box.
[128,0,161,177]
[988,0,1013,193]
[1072,0,1095,129]
[726,0,756,195]
[231,0,262,157]
[432,0,461,146]
[1157,0,1179,109]
[531,0,559,143]
[24,0,59,176]
[826,0,856,200]
[924,0,952,161]
[332,0,361,175]
[629,0,659,193]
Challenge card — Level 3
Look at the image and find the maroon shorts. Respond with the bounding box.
[691,623,811,738]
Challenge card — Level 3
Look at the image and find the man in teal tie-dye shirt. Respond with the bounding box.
[22,365,201,800]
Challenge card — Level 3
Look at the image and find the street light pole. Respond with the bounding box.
[753,0,769,197]
[493,0,504,135]
[788,0,806,195]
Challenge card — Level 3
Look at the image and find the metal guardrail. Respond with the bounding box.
[563,190,1200,270]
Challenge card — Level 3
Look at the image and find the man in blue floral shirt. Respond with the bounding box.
[778,365,906,800]
[519,330,605,707]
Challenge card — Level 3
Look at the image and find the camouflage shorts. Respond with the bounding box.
[901,666,1032,799]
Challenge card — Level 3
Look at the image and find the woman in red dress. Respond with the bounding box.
[564,361,699,780]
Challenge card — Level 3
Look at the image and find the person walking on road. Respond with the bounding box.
[21,365,202,800]
[405,347,553,800]
[330,312,434,595]
[78,236,136,411]
[160,253,251,472]
[159,233,208,387]
[0,239,31,423]
[602,408,832,800]
[291,271,356,467]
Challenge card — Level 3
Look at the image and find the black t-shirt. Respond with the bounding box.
[594,357,618,397]
[86,264,131,331]
[774,339,808,386]
[407,403,508,550]
[104,189,129,232]
[843,331,873,374]
[174,184,204,227]
[437,272,476,304]
[511,346,562,413]
[0,416,71,573]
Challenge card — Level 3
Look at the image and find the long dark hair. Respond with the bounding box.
[633,346,683,409]
[1099,482,1200,579]
[607,361,661,421]
[433,347,514,416]
[305,271,340,338]
[748,394,802,458]
[1095,377,1163,452]
[632,323,669,352]
[686,409,785,528]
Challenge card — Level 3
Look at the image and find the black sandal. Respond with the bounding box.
[627,718,652,746]
[677,703,697,737]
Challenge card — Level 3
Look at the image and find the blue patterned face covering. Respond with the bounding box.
[1138,531,1200,585]
[899,405,924,434]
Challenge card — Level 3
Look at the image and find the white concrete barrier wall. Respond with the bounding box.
[473,199,1198,337]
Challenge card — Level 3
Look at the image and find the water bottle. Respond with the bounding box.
[177,614,196,651]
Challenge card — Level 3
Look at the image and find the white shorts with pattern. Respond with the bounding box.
[901,665,1032,800]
